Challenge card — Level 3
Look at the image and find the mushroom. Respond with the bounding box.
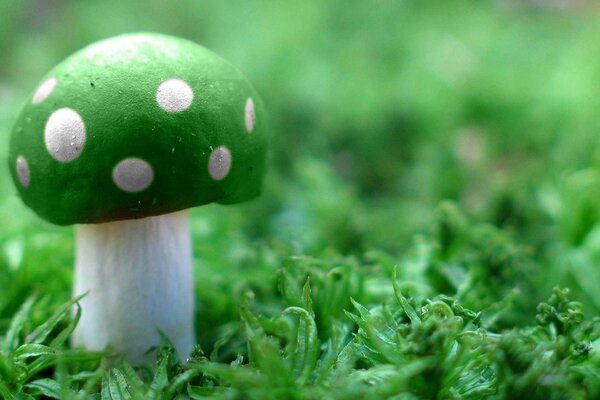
[8,33,268,363]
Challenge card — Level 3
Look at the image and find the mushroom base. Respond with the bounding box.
[72,210,195,364]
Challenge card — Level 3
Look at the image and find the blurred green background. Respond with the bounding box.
[1,0,600,341]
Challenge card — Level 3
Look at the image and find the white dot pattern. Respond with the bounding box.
[32,77,57,104]
[113,158,154,192]
[32,75,253,197]
[44,108,86,162]
[16,156,30,188]
[245,98,255,133]
[156,78,194,112]
[208,146,232,181]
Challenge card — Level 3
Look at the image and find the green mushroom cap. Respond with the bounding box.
[9,33,268,225]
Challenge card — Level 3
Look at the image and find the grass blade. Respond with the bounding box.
[27,295,85,345]
[24,378,62,399]
[14,343,58,359]
[3,296,36,353]
[393,266,420,325]
[108,369,132,400]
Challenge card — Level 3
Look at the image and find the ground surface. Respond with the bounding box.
[0,1,599,399]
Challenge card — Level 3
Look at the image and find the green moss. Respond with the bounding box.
[1,1,600,399]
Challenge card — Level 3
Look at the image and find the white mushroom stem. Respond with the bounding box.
[72,210,195,364]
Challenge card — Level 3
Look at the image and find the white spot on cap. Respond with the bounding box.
[113,158,154,192]
[156,78,194,112]
[16,156,30,188]
[245,98,255,133]
[44,108,86,162]
[208,146,232,181]
[32,77,57,104]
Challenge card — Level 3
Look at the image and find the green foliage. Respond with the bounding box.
[1,264,598,399]
[0,295,105,399]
